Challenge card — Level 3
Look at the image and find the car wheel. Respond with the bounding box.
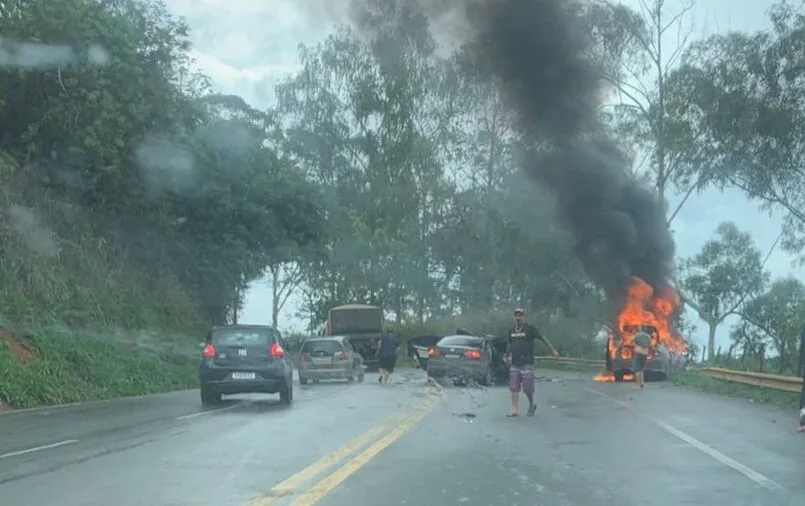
[614,370,625,382]
[346,368,355,383]
[299,377,308,385]
[358,370,365,382]
[280,381,293,405]
[200,384,220,406]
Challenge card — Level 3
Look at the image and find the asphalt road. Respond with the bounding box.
[1,368,803,506]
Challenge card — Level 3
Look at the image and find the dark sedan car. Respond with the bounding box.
[426,334,497,385]
[199,325,294,406]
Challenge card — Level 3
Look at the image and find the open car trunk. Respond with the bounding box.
[349,336,380,370]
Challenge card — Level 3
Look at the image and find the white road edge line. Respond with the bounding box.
[584,387,786,492]
[177,404,239,420]
[0,439,80,459]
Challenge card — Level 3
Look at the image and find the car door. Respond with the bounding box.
[343,339,358,369]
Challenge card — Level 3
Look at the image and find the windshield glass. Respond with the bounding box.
[212,328,273,346]
[438,336,483,348]
[302,340,343,354]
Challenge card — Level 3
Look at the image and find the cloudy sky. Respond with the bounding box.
[165,0,797,350]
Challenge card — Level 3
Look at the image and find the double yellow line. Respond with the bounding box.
[247,386,441,506]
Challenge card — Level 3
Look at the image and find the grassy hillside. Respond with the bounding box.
[0,197,205,409]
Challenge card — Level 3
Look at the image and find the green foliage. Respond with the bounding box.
[681,222,768,323]
[672,370,801,409]
[663,1,805,259]
[0,0,326,406]
[734,277,805,374]
[0,327,198,408]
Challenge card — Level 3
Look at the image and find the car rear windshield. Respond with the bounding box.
[212,328,274,346]
[438,336,483,348]
[302,340,343,354]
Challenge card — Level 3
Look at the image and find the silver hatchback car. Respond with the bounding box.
[298,336,365,384]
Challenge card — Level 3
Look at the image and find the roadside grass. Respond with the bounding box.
[672,370,801,409]
[0,196,206,409]
[0,327,199,409]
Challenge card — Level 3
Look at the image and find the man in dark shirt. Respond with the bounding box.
[505,306,558,417]
[377,328,398,384]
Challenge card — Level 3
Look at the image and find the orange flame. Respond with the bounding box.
[593,372,634,382]
[609,276,686,358]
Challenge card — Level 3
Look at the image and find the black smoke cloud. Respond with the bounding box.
[349,0,676,305]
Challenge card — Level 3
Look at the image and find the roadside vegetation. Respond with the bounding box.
[2,0,803,408]
[672,370,801,410]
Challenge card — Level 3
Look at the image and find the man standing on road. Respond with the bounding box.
[377,328,398,384]
[632,326,652,390]
[505,306,559,417]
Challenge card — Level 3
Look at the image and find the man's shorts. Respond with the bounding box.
[632,354,647,372]
[379,355,396,373]
[508,365,535,394]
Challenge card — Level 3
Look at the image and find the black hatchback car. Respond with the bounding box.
[199,325,294,406]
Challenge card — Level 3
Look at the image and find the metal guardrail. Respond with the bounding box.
[534,357,805,394]
[534,356,605,367]
[702,367,804,393]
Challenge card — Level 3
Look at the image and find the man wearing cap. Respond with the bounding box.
[505,306,559,417]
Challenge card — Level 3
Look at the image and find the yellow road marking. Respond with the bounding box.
[246,415,403,506]
[247,387,440,506]
[288,393,440,506]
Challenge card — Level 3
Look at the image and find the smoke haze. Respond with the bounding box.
[349,0,676,305]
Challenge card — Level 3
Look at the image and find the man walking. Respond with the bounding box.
[505,306,558,417]
[377,327,398,384]
[632,326,652,390]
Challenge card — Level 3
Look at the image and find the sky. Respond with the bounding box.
[165,0,799,351]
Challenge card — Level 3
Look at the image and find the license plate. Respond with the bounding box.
[444,354,460,359]
[231,372,256,380]
[312,357,331,365]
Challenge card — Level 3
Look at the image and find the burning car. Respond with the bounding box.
[596,277,687,383]
[604,324,676,381]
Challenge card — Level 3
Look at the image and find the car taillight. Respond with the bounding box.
[464,349,481,360]
[301,352,310,362]
[336,351,348,360]
[202,343,216,359]
[428,347,441,357]
[270,342,285,358]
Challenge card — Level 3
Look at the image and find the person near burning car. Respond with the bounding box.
[632,326,652,389]
[505,306,559,417]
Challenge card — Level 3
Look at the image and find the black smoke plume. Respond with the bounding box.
[350,0,676,306]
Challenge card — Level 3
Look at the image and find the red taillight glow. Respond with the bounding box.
[301,352,310,362]
[427,347,441,357]
[464,349,481,360]
[270,342,285,358]
[336,351,348,360]
[202,343,216,359]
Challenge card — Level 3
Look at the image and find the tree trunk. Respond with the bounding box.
[269,265,280,330]
[707,321,717,362]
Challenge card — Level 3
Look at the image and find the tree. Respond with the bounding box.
[267,263,303,330]
[680,222,769,361]
[738,277,805,373]
[0,0,328,329]
[586,0,697,217]
[663,1,805,259]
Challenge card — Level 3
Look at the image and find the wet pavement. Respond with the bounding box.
[0,368,803,506]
